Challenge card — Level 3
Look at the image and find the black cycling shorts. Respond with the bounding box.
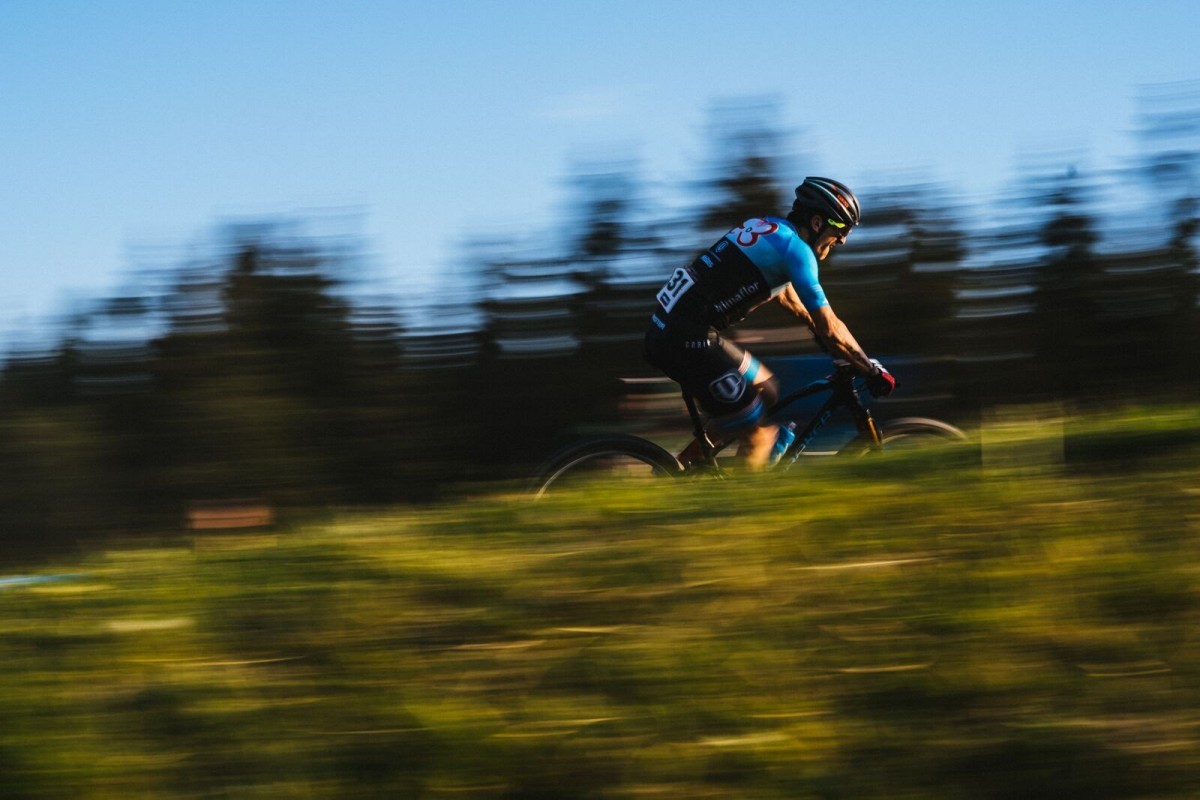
[644,322,766,430]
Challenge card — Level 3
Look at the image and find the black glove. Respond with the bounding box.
[865,359,896,398]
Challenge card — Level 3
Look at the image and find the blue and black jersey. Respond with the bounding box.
[643,217,829,422]
[651,216,828,332]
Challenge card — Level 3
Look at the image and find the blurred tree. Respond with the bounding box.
[695,99,790,235]
[150,233,434,505]
[0,407,115,557]
[568,161,666,427]
[1168,196,1200,383]
[1135,81,1200,202]
[821,186,963,358]
[335,302,414,501]
[463,160,681,472]
[1129,82,1200,395]
[0,338,80,408]
[573,166,639,265]
[1030,169,1107,398]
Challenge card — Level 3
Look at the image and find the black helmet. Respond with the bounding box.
[792,177,861,228]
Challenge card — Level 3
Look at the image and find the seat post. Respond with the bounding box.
[682,393,717,460]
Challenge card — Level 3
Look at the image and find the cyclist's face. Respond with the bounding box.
[811,216,849,260]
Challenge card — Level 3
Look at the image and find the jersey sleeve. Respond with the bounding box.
[784,236,829,311]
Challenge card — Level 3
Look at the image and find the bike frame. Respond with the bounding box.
[682,364,881,471]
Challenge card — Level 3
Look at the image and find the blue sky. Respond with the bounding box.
[2,1,1197,339]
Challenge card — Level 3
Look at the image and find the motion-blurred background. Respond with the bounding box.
[2,6,1200,797]
[1,2,1197,541]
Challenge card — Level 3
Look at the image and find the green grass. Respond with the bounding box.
[0,407,1198,798]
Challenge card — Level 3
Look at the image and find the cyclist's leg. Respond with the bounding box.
[646,323,724,466]
[678,337,780,471]
[717,349,780,470]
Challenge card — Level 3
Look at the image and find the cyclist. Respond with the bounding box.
[644,176,896,470]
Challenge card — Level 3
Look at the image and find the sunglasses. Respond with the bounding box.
[825,218,851,241]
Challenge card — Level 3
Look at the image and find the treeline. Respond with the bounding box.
[0,93,1197,548]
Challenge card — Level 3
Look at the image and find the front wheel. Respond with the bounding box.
[530,435,684,499]
[837,417,971,456]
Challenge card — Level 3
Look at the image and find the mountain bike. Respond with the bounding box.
[530,360,969,498]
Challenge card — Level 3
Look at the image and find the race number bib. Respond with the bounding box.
[656,267,695,314]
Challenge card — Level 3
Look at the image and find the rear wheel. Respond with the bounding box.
[530,435,684,499]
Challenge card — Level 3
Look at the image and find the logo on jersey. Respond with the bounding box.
[713,281,762,314]
[709,370,746,404]
[732,218,778,247]
[656,267,695,314]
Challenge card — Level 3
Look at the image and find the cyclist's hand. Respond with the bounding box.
[865,359,896,397]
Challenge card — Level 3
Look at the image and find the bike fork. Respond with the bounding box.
[864,417,883,447]
[859,412,888,450]
[850,394,884,448]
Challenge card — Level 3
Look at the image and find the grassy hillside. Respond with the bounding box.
[1,406,1198,798]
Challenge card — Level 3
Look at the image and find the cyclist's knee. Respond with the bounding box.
[754,376,780,410]
[710,381,776,435]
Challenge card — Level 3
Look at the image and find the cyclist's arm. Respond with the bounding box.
[778,284,870,369]
[777,283,814,327]
[810,305,874,374]
[781,235,876,373]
